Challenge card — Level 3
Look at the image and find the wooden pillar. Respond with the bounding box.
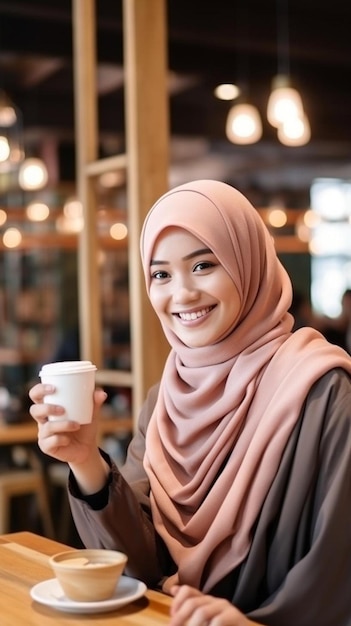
[72,0,170,419]
[123,0,170,414]
[72,0,102,366]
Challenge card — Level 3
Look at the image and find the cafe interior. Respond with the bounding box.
[0,0,350,544]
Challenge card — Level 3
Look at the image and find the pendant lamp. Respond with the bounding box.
[226,102,262,145]
[18,157,49,190]
[267,74,304,128]
[277,113,311,146]
[267,0,310,146]
[0,90,24,172]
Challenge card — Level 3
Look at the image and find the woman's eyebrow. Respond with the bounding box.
[183,248,212,261]
[150,248,212,266]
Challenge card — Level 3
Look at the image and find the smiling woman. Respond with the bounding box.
[29,179,351,626]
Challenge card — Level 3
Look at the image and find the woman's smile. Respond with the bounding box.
[175,306,215,322]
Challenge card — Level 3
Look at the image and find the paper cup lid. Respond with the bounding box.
[39,361,97,376]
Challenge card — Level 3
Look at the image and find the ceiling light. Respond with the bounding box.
[303,210,321,229]
[56,214,84,233]
[109,222,128,240]
[98,170,125,188]
[266,0,310,145]
[57,196,84,233]
[214,83,241,101]
[2,227,22,248]
[0,209,7,226]
[0,136,10,162]
[295,216,311,243]
[267,75,304,128]
[226,103,262,145]
[26,201,50,222]
[0,90,24,172]
[63,197,83,219]
[277,113,311,146]
[0,91,17,126]
[268,208,288,227]
[18,157,49,190]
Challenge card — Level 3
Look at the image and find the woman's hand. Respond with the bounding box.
[29,383,106,465]
[170,585,259,626]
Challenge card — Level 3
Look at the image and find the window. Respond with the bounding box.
[310,178,351,317]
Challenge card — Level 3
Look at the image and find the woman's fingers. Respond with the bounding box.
[27,382,102,465]
[170,585,248,626]
[29,401,65,423]
[29,384,106,424]
[93,388,108,408]
[29,382,54,403]
[28,382,64,423]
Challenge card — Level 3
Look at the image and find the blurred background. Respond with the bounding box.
[0,0,350,402]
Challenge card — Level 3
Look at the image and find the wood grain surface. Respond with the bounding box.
[0,532,171,625]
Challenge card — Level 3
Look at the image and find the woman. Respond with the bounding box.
[30,180,351,626]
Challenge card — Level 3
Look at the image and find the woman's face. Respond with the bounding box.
[148,227,241,348]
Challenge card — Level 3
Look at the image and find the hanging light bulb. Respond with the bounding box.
[0,90,18,127]
[267,75,304,128]
[18,157,49,190]
[214,83,241,101]
[26,201,50,222]
[0,136,10,162]
[226,103,262,145]
[267,0,310,144]
[0,91,24,172]
[277,113,311,146]
[224,0,263,146]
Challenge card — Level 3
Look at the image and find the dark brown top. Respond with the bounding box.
[69,368,351,626]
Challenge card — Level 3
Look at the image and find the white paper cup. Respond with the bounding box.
[39,360,97,424]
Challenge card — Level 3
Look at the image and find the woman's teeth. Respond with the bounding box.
[178,307,212,321]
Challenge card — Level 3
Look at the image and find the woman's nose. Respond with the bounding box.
[173,284,199,304]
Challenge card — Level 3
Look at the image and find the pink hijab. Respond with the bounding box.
[140,179,351,593]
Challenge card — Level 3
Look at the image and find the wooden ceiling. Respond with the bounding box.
[0,0,350,202]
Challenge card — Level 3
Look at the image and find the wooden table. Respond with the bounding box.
[0,531,172,624]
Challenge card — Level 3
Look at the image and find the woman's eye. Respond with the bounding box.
[151,270,169,280]
[193,261,215,272]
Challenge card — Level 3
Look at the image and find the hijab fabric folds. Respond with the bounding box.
[140,180,351,593]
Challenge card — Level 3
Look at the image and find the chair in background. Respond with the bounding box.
[47,461,72,543]
[0,446,55,537]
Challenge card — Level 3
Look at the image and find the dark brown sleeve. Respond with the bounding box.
[68,383,171,588]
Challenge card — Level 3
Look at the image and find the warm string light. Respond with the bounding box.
[0,201,130,246]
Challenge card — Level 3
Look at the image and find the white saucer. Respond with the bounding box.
[30,575,147,614]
